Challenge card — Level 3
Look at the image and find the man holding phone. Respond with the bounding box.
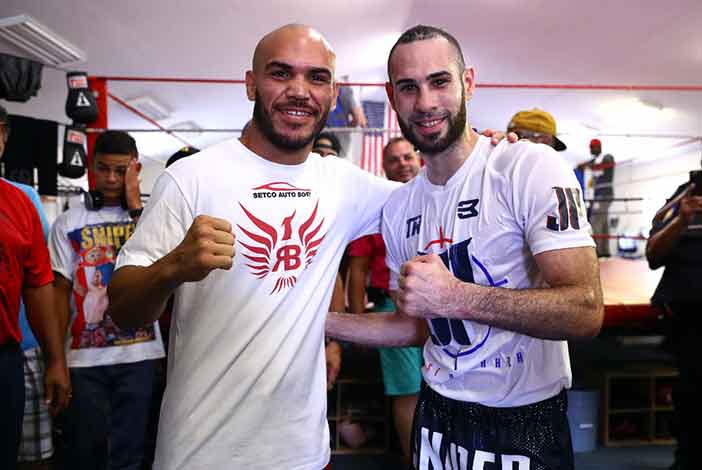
[49,131,165,470]
[646,168,702,470]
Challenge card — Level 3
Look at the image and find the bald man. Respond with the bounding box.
[106,25,397,469]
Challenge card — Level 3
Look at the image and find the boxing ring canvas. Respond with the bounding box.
[599,257,663,329]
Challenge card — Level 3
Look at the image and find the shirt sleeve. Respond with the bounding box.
[48,212,77,281]
[338,87,356,113]
[515,145,595,255]
[116,171,193,270]
[348,87,361,109]
[23,198,54,288]
[343,162,400,242]
[381,204,403,291]
[19,186,50,241]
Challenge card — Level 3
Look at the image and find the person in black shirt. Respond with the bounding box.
[646,179,702,470]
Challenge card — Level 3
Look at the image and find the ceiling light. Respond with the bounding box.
[126,96,171,121]
[0,14,85,67]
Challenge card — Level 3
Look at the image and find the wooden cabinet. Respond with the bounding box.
[602,366,677,446]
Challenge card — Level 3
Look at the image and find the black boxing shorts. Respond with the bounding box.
[411,382,574,470]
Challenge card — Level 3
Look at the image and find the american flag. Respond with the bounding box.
[360,101,401,176]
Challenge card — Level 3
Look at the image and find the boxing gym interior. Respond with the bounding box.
[1,1,700,470]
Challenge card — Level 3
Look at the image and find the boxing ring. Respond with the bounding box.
[598,256,664,330]
[78,75,695,333]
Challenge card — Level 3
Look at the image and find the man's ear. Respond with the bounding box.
[245,70,256,102]
[463,66,476,102]
[385,81,396,112]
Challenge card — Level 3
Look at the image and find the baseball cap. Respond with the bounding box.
[507,108,566,151]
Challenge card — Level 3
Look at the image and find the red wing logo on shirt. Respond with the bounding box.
[237,201,326,294]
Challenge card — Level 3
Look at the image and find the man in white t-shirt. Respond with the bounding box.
[50,131,164,470]
[327,25,604,470]
[106,25,397,470]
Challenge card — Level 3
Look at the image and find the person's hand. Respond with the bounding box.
[169,215,236,283]
[678,187,702,226]
[652,185,693,225]
[396,254,459,319]
[325,340,342,390]
[44,358,71,416]
[480,128,519,146]
[124,158,143,210]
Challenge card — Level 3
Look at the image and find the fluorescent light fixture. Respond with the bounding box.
[0,14,85,67]
[127,96,171,121]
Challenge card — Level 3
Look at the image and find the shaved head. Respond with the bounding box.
[244,24,339,155]
[388,25,466,82]
[252,24,336,72]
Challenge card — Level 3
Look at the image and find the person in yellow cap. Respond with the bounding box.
[507,108,567,151]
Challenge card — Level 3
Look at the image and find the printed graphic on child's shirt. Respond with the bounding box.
[67,221,156,349]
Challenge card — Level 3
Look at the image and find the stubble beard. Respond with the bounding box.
[253,93,330,151]
[396,88,467,156]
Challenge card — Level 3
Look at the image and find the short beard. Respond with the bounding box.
[397,88,467,156]
[253,92,329,151]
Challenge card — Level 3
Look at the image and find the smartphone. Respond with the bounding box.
[690,170,702,195]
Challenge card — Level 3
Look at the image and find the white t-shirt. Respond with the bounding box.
[382,137,594,407]
[115,138,396,470]
[49,205,165,367]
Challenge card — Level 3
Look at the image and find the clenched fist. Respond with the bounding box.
[396,254,459,319]
[170,215,236,283]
